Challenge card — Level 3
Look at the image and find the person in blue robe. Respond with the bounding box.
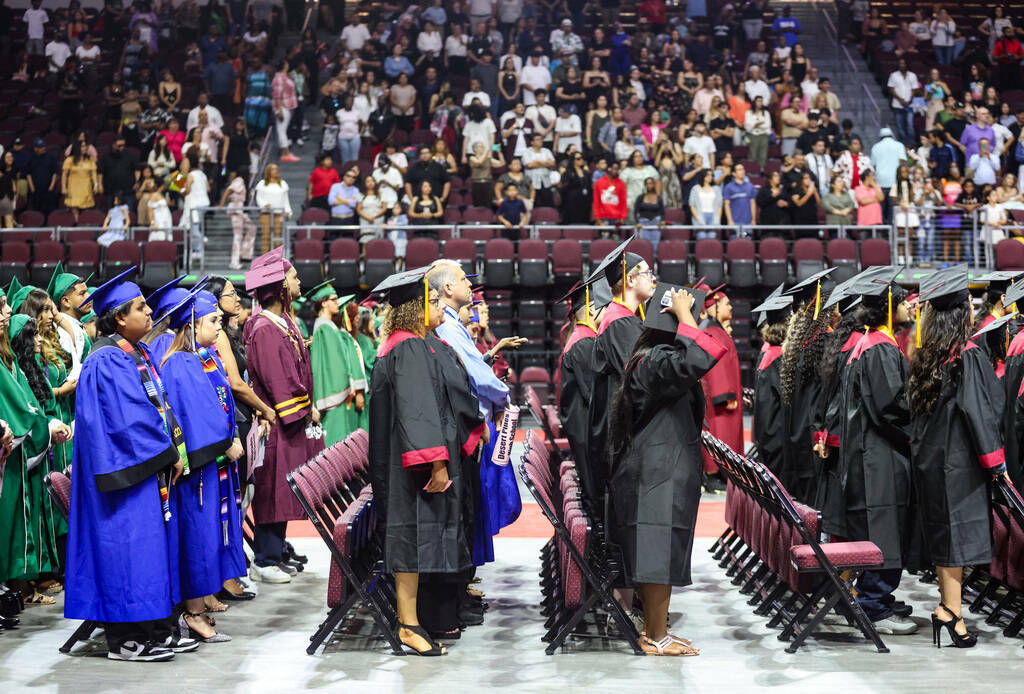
[158,287,245,643]
[143,275,189,367]
[63,267,198,662]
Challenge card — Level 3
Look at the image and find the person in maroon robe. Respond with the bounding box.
[244,247,325,584]
[696,282,742,493]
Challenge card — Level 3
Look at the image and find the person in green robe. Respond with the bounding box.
[347,302,377,432]
[0,308,72,605]
[307,282,367,446]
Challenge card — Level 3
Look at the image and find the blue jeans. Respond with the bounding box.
[934,44,954,66]
[637,218,662,253]
[917,219,936,261]
[254,522,287,566]
[855,568,903,621]
[338,137,361,164]
[892,107,914,144]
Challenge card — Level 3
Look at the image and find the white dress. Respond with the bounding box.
[148,196,173,240]
[358,193,383,243]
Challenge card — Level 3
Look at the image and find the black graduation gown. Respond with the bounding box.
[586,303,642,507]
[910,343,1005,568]
[813,331,862,509]
[1002,331,1024,490]
[820,332,913,569]
[752,344,785,475]
[781,339,826,505]
[368,331,472,574]
[425,334,486,572]
[558,324,597,474]
[608,325,726,586]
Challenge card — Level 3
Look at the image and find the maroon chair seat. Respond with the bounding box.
[443,238,476,276]
[405,238,440,267]
[790,541,883,571]
[551,239,582,280]
[484,238,515,287]
[860,238,892,268]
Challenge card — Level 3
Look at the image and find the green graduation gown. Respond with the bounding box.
[0,359,56,582]
[310,318,366,446]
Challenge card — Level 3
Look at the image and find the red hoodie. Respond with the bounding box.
[593,175,627,222]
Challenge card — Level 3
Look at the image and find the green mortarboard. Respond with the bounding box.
[8,314,30,339]
[7,276,22,300]
[10,285,37,314]
[303,280,337,303]
[46,261,83,302]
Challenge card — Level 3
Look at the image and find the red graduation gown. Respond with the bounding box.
[245,311,325,524]
[700,320,743,473]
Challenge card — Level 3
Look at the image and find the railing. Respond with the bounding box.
[192,206,288,273]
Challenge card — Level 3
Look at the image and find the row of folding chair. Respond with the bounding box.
[518,430,644,655]
[703,432,890,654]
[286,429,404,655]
[962,479,1024,639]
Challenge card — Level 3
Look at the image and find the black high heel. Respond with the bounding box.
[398,623,446,656]
[932,603,978,648]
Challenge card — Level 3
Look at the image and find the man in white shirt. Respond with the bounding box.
[553,104,582,154]
[550,19,585,66]
[520,52,551,106]
[683,122,716,168]
[186,93,225,131]
[501,102,534,159]
[886,58,920,145]
[800,67,821,101]
[525,90,556,145]
[373,157,404,207]
[340,16,371,53]
[45,34,72,75]
[521,133,556,206]
[805,140,834,199]
[52,271,91,382]
[743,65,771,105]
[968,138,1000,186]
[462,78,492,108]
[24,0,48,76]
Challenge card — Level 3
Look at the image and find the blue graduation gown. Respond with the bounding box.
[65,343,182,623]
[161,351,246,600]
[147,331,174,370]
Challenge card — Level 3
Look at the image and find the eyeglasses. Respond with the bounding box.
[428,298,441,306]
[221,290,238,298]
[637,269,657,280]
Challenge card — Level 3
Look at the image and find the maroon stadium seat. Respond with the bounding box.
[299,207,330,225]
[77,209,106,227]
[519,366,552,404]
[463,207,495,225]
[330,238,363,290]
[1,241,31,285]
[657,239,689,286]
[996,239,1024,271]
[532,207,560,225]
[67,240,100,278]
[443,208,462,224]
[460,226,494,242]
[727,238,757,288]
[792,239,825,282]
[518,239,549,287]
[759,237,788,287]
[588,238,618,275]
[551,239,582,280]
[484,238,515,287]
[139,241,178,289]
[405,238,440,268]
[664,208,687,225]
[625,238,654,268]
[859,238,892,268]
[17,210,45,228]
[30,240,66,283]
[104,240,140,280]
[294,226,326,241]
[694,239,725,287]
[292,238,324,288]
[443,238,476,276]
[827,239,859,283]
[47,209,77,227]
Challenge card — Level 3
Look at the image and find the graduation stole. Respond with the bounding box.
[112,337,189,520]
[197,345,241,545]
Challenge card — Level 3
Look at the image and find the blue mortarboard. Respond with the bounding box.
[79,266,144,314]
[152,278,215,331]
[146,275,188,314]
[80,266,144,314]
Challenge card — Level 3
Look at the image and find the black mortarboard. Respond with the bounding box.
[822,273,860,311]
[752,294,794,326]
[1005,279,1024,308]
[784,267,836,317]
[979,270,1023,295]
[588,234,642,289]
[848,266,903,306]
[919,265,970,311]
[972,311,1018,340]
[642,283,706,333]
[371,267,431,307]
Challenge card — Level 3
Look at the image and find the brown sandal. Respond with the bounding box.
[25,591,56,606]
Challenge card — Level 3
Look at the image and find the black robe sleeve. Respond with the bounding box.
[640,324,728,397]
[753,361,785,471]
[859,344,911,456]
[958,347,1007,473]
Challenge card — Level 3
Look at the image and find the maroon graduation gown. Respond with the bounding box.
[700,320,743,473]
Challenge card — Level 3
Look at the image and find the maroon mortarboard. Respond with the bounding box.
[245,246,290,291]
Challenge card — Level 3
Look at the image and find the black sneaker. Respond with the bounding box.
[160,633,199,653]
[889,600,913,618]
[106,640,175,662]
[284,542,308,564]
[276,561,298,576]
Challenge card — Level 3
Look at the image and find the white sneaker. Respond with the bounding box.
[249,564,292,584]
[107,640,175,662]
[872,614,919,635]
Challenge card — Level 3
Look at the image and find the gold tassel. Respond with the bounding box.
[915,303,922,349]
[621,254,626,304]
[887,285,893,336]
[812,281,821,320]
[423,277,429,328]
[638,301,645,321]
[584,284,591,328]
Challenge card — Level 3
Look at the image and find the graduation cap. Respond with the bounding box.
[304,280,338,303]
[9,284,37,314]
[845,266,906,334]
[372,267,433,326]
[752,294,794,327]
[918,265,971,348]
[642,282,706,333]
[972,311,1018,341]
[146,275,189,315]
[692,279,728,311]
[1005,279,1024,309]
[784,267,836,319]
[152,278,213,332]
[79,266,144,314]
[587,233,643,292]
[6,276,22,300]
[45,261,84,303]
[979,270,1023,296]
[245,246,292,291]
[7,313,30,340]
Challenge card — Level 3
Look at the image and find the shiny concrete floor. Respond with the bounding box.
[3,534,1024,694]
